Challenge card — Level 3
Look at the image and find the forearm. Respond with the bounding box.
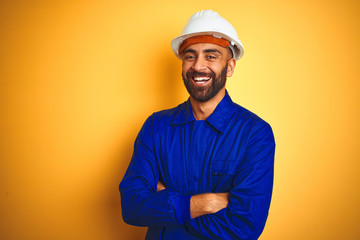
[185,188,273,240]
[190,192,229,218]
[157,181,229,219]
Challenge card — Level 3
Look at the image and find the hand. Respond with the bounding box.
[157,181,166,192]
[190,192,229,219]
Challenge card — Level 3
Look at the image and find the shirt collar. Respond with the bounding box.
[170,98,196,125]
[171,90,237,133]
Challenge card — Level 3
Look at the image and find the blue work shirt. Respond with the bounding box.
[120,91,275,240]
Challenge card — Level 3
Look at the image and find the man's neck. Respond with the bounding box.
[190,88,226,120]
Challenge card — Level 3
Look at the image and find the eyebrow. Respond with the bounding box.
[203,49,221,54]
[182,49,196,54]
[182,48,221,55]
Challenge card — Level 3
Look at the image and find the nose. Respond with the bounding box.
[192,56,207,72]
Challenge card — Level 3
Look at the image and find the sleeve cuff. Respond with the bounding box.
[172,195,191,225]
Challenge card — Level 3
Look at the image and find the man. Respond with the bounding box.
[119,10,275,240]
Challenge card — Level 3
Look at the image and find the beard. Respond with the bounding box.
[182,63,228,102]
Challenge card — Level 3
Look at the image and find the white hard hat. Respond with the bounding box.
[171,10,244,61]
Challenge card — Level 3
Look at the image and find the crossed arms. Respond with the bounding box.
[119,116,275,239]
[157,181,229,219]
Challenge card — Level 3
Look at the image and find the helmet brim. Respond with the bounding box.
[171,31,244,61]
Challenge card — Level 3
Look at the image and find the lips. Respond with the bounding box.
[193,76,211,84]
[187,70,215,85]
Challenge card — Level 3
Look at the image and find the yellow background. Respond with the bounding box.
[1,0,359,239]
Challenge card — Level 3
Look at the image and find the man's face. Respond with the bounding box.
[181,43,235,102]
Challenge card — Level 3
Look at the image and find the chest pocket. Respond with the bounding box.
[211,160,238,192]
[211,160,238,176]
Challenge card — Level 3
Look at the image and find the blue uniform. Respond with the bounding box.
[120,91,275,239]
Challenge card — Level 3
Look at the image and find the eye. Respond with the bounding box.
[206,55,217,60]
[183,54,196,60]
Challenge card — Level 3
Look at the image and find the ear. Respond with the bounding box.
[226,58,236,77]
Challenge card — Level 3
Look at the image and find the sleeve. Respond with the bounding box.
[184,122,276,240]
[119,115,191,227]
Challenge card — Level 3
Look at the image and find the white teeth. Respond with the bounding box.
[194,77,210,82]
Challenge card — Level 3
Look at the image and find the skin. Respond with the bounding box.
[157,42,237,218]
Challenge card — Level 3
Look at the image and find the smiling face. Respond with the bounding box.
[181,43,236,102]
